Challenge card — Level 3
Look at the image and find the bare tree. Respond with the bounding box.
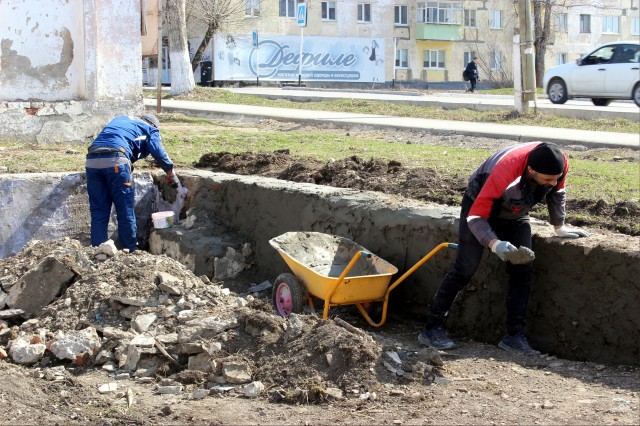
[532,0,593,87]
[166,0,196,95]
[187,0,248,73]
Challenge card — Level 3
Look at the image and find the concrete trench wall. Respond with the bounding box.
[0,170,638,365]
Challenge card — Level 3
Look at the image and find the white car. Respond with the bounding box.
[543,41,640,107]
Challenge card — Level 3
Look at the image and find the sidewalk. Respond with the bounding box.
[144,98,640,150]
[225,86,640,122]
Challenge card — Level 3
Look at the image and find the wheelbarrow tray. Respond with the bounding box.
[269,232,398,305]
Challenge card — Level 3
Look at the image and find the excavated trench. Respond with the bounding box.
[0,170,638,365]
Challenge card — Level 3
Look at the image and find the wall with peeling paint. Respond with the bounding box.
[0,0,144,143]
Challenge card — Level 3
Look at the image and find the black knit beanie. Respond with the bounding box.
[527,142,564,175]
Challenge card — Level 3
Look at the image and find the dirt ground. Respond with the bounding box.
[0,239,638,425]
[0,119,638,425]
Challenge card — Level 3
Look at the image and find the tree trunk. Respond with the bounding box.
[166,0,195,95]
[533,0,552,88]
[191,23,217,72]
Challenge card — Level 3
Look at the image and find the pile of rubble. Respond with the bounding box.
[0,238,444,403]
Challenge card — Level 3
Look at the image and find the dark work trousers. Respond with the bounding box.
[86,158,137,251]
[468,77,477,92]
[425,195,534,335]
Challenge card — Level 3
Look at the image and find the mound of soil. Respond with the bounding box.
[195,149,639,236]
[0,239,442,409]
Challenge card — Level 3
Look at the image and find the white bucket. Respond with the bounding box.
[152,211,174,229]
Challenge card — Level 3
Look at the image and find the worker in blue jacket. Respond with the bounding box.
[85,114,178,251]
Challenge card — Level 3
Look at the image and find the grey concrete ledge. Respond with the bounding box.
[1,170,638,365]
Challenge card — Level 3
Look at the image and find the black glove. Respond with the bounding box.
[166,172,181,189]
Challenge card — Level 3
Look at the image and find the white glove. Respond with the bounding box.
[491,240,517,261]
[554,225,590,238]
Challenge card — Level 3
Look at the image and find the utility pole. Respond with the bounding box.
[156,0,162,113]
[516,0,536,113]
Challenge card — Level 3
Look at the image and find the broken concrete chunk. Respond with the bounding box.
[96,240,118,257]
[155,333,178,345]
[130,335,155,347]
[98,383,118,394]
[5,256,76,315]
[49,327,101,362]
[101,327,134,340]
[123,345,141,371]
[192,388,209,400]
[188,353,217,373]
[222,361,251,384]
[157,272,183,295]
[248,280,271,293]
[9,338,46,365]
[110,295,148,307]
[131,313,158,333]
[213,245,252,280]
[243,381,264,398]
[0,309,25,319]
[155,385,183,395]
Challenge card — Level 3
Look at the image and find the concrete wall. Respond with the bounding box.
[0,170,638,365]
[0,0,145,143]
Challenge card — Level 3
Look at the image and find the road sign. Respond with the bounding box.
[297,3,307,27]
[252,31,258,47]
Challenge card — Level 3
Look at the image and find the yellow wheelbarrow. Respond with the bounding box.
[269,231,457,327]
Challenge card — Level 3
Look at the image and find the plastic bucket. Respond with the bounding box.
[152,211,174,229]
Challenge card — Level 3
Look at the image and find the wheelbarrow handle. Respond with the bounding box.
[385,242,457,296]
[322,250,368,319]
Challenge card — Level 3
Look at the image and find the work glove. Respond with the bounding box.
[554,225,590,238]
[491,240,517,262]
[166,172,181,189]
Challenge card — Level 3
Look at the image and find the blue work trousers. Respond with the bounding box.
[426,195,534,335]
[86,164,137,251]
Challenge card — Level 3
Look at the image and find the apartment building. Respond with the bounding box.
[179,0,639,87]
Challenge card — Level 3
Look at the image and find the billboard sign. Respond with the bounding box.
[214,35,384,82]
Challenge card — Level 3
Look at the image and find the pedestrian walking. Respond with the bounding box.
[85,114,179,251]
[418,142,590,356]
[464,56,479,92]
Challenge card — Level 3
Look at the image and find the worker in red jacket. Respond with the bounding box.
[419,142,590,355]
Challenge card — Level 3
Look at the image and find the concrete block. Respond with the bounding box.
[5,256,76,315]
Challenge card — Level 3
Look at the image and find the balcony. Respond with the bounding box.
[416,23,463,41]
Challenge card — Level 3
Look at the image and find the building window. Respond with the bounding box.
[464,9,476,27]
[556,13,567,31]
[490,10,502,29]
[395,5,408,26]
[580,14,591,33]
[491,51,502,70]
[322,1,336,21]
[245,0,260,17]
[417,2,462,24]
[423,50,445,68]
[602,16,620,34]
[357,3,371,23]
[463,51,476,67]
[557,53,567,65]
[396,49,408,67]
[279,0,301,18]
[633,18,640,36]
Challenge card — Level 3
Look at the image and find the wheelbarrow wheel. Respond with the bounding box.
[272,273,305,318]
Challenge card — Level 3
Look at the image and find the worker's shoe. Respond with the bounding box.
[498,332,541,356]
[418,327,456,350]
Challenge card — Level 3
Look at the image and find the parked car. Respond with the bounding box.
[543,41,640,107]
